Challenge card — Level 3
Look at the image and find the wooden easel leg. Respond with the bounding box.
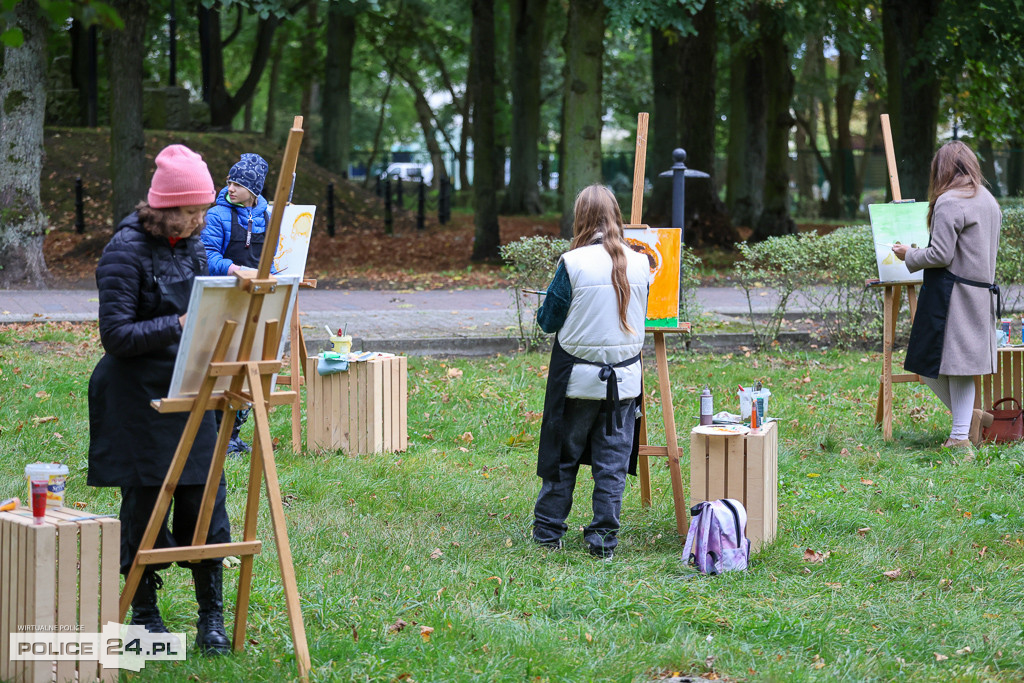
[654,332,687,539]
[120,322,238,621]
[290,307,302,453]
[246,363,311,678]
[190,405,237,547]
[638,354,652,507]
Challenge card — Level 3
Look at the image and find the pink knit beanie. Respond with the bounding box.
[147,144,216,208]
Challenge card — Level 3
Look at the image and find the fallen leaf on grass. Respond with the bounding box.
[806,473,820,478]
[486,576,502,585]
[31,416,58,425]
[857,527,871,536]
[934,653,948,661]
[35,391,49,399]
[460,431,474,443]
[883,568,903,579]
[430,548,443,560]
[803,548,829,563]
[585,632,593,643]
[388,619,408,634]
[420,625,434,642]
[956,646,972,655]
[351,625,358,642]
[446,368,463,379]
[825,582,842,589]
[840,448,851,456]
[507,430,535,446]
[860,478,874,486]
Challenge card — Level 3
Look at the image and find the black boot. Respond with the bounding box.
[193,565,231,655]
[129,572,169,633]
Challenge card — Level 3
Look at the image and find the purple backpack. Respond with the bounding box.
[683,499,750,574]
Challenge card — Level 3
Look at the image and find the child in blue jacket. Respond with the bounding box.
[201,153,271,453]
[202,153,271,277]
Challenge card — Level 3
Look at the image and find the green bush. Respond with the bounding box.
[679,244,704,324]
[500,236,569,350]
[998,207,1024,313]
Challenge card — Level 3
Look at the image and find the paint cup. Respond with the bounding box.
[24,462,69,509]
[330,334,353,355]
[738,387,754,420]
[31,479,47,524]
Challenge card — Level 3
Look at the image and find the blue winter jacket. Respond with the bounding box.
[201,186,271,276]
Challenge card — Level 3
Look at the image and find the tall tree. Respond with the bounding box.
[647,25,684,225]
[0,1,49,287]
[322,1,358,175]
[471,0,500,261]
[502,0,548,215]
[725,11,765,230]
[558,0,607,237]
[881,0,943,202]
[106,0,149,225]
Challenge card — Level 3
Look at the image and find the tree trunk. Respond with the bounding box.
[264,31,286,139]
[646,26,683,227]
[678,0,726,241]
[754,4,795,239]
[70,20,99,126]
[0,1,49,287]
[322,5,357,176]
[725,22,765,230]
[471,0,500,261]
[502,0,547,215]
[794,33,822,216]
[1008,139,1023,197]
[199,2,281,129]
[978,137,1001,196]
[558,0,606,238]
[106,0,150,226]
[834,43,858,218]
[882,0,943,202]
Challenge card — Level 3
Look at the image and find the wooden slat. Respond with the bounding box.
[79,520,100,645]
[725,434,745,501]
[137,541,262,565]
[99,518,119,683]
[0,516,8,681]
[289,307,302,453]
[382,359,393,453]
[356,362,367,454]
[630,112,649,224]
[689,433,707,505]
[332,364,344,451]
[371,360,384,453]
[31,523,56,683]
[399,356,408,451]
[643,324,691,333]
[880,113,902,201]
[193,403,235,547]
[15,521,26,682]
[892,373,919,383]
[707,434,726,501]
[308,356,322,450]
[56,521,78,683]
[208,360,282,376]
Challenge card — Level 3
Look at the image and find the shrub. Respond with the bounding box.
[500,236,569,350]
[998,207,1024,314]
[679,244,704,324]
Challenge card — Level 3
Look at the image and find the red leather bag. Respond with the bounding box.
[983,398,1024,443]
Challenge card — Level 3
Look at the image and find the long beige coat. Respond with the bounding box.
[905,186,1002,376]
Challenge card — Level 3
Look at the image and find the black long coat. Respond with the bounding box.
[87,213,218,487]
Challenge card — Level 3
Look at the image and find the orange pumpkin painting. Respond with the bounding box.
[623,227,681,328]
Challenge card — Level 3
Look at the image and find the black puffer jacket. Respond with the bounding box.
[95,212,207,358]
[88,212,218,488]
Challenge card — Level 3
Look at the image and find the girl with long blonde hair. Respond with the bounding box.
[532,184,651,559]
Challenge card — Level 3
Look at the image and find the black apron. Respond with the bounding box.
[224,207,270,270]
[88,238,218,488]
[536,338,642,482]
[904,267,1001,379]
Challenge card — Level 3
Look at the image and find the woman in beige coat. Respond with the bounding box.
[893,141,1001,449]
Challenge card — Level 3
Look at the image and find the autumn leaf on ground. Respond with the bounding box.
[31,416,58,425]
[934,653,948,661]
[883,568,903,579]
[460,431,473,443]
[35,390,49,399]
[430,548,443,560]
[507,430,535,447]
[857,527,871,536]
[839,448,851,456]
[803,548,829,563]
[956,646,972,655]
[585,632,593,643]
[860,478,874,486]
[520,410,543,423]
[446,367,463,379]
[388,619,408,634]
[420,625,434,642]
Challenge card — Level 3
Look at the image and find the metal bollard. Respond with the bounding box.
[658,148,710,240]
[326,182,336,237]
[384,176,393,235]
[396,177,403,209]
[417,180,425,231]
[75,177,85,234]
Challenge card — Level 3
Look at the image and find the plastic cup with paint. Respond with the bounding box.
[330,334,353,355]
[24,462,69,509]
[31,479,47,524]
[737,386,754,420]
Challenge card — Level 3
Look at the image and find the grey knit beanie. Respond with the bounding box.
[227,153,269,197]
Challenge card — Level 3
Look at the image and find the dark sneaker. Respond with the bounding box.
[227,436,250,456]
[533,537,563,551]
[589,546,614,561]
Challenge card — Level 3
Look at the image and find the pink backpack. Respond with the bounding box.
[683,499,750,574]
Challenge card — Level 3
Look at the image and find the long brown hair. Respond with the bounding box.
[570,185,634,334]
[136,201,206,239]
[927,141,985,228]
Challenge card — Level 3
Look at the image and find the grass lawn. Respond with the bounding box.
[2,322,1024,682]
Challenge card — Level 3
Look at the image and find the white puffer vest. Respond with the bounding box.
[558,243,650,400]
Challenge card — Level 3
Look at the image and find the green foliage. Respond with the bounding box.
[997,207,1024,313]
[679,244,704,324]
[735,233,819,349]
[500,236,568,350]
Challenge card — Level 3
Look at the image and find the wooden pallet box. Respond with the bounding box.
[306,355,408,454]
[0,506,120,683]
[975,347,1024,411]
[689,421,778,552]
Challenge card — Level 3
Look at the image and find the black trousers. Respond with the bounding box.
[119,483,231,574]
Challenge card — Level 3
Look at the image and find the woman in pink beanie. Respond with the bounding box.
[87,144,232,655]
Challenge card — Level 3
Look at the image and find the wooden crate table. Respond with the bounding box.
[306,355,408,454]
[1,506,119,683]
[975,347,1024,411]
[689,421,778,552]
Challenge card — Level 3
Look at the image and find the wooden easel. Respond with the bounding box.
[627,112,692,540]
[872,113,920,440]
[119,116,312,680]
[276,281,316,452]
